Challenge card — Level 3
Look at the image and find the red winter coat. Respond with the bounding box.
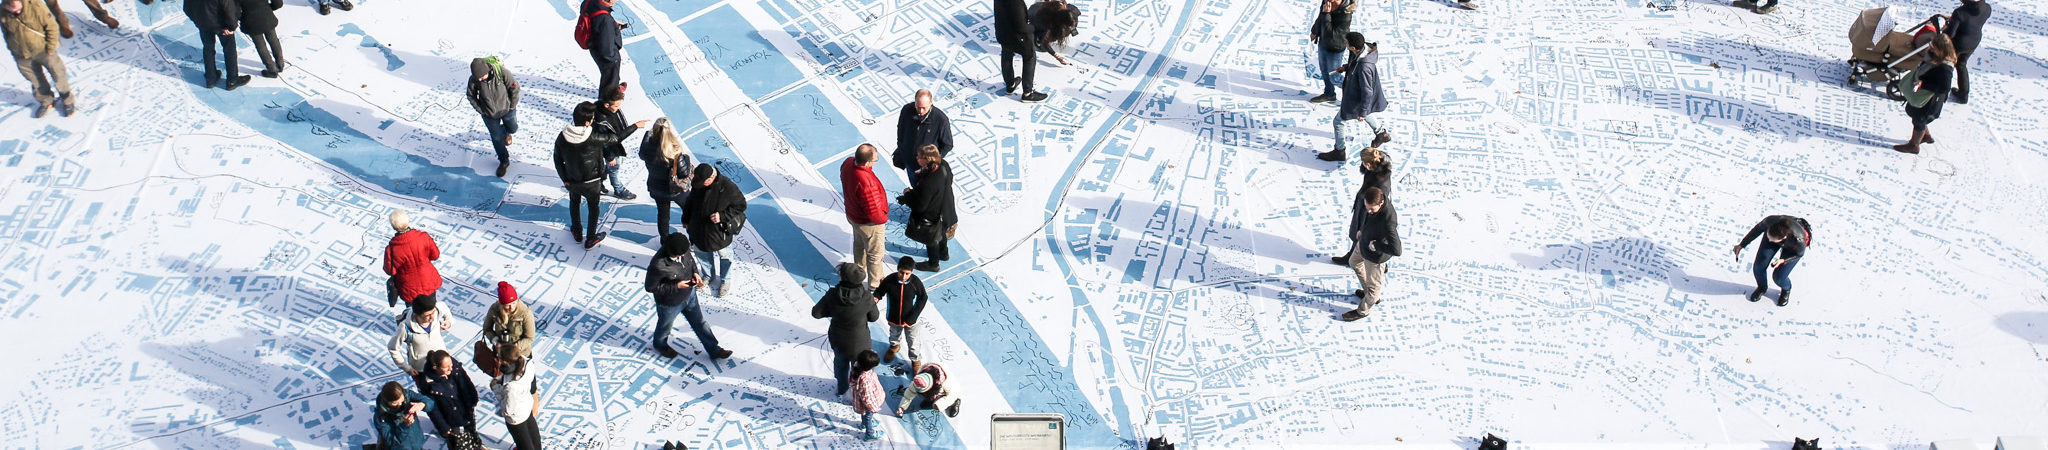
[840,157,889,225]
[383,229,443,301]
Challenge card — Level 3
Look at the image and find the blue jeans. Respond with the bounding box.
[1333,114,1387,152]
[480,112,519,165]
[1316,47,1345,97]
[695,247,733,292]
[654,294,724,353]
[1751,242,1799,291]
[605,158,629,194]
[832,351,854,396]
[860,412,878,439]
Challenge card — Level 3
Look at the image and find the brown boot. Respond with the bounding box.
[1371,132,1392,146]
[1891,143,1920,154]
[93,9,120,29]
[884,344,900,363]
[495,162,509,178]
[1920,131,1934,144]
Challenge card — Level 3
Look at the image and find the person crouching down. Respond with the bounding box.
[897,361,962,418]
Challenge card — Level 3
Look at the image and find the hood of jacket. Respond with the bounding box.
[833,263,870,302]
[389,229,430,247]
[561,126,592,144]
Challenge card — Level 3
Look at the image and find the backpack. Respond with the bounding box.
[1796,217,1813,247]
[573,9,610,50]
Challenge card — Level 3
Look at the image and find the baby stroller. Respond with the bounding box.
[1847,7,1946,100]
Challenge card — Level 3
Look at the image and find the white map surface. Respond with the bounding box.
[2,0,2047,447]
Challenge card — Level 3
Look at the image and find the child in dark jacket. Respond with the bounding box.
[873,256,929,364]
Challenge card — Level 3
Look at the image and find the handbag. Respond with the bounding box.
[472,341,501,378]
[907,217,941,244]
[1897,65,1938,107]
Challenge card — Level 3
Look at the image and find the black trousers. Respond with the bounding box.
[567,183,603,240]
[926,234,950,262]
[652,191,684,237]
[1954,50,1973,103]
[248,29,283,72]
[507,415,543,450]
[1000,47,1035,94]
[594,57,621,94]
[198,31,239,82]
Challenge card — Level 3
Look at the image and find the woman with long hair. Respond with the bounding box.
[372,381,433,450]
[640,118,696,237]
[1894,34,1956,155]
[492,346,544,450]
[1030,0,1080,65]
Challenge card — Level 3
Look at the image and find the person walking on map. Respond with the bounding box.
[1343,187,1399,321]
[387,294,452,385]
[1333,148,1391,265]
[415,350,483,450]
[595,87,649,200]
[875,256,929,365]
[1943,0,1990,105]
[894,90,952,186]
[684,163,747,296]
[183,0,248,90]
[849,349,886,440]
[993,0,1050,102]
[1732,215,1809,307]
[470,57,522,177]
[2,0,73,118]
[641,118,694,237]
[813,262,878,397]
[37,0,117,39]
[646,232,733,360]
[492,346,544,450]
[902,145,958,272]
[1306,0,1353,104]
[1893,34,1956,155]
[555,102,621,249]
[383,210,443,308]
[842,144,891,288]
[1319,33,1389,162]
[581,0,627,97]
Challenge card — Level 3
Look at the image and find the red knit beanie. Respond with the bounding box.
[497,282,518,304]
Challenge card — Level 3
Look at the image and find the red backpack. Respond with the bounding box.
[573,9,610,50]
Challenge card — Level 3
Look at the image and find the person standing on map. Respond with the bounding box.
[849,349,886,440]
[415,350,482,449]
[234,0,283,78]
[555,102,621,249]
[2,0,73,118]
[841,144,891,288]
[383,210,443,308]
[641,118,694,237]
[814,262,878,397]
[1029,0,1079,66]
[183,0,248,90]
[1893,34,1956,155]
[309,0,351,16]
[1732,215,1809,307]
[470,57,522,178]
[483,282,536,362]
[1943,0,1990,105]
[1318,32,1389,162]
[1306,0,1353,104]
[387,294,452,385]
[902,145,958,272]
[684,163,747,296]
[993,0,1050,102]
[596,88,649,200]
[373,381,434,450]
[1332,148,1392,265]
[582,0,627,96]
[492,346,544,450]
[875,256,928,364]
[1343,187,1399,322]
[893,90,953,186]
[647,232,733,360]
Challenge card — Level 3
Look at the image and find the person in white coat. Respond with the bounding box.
[387,295,452,385]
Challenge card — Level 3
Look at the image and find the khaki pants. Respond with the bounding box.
[1347,251,1385,311]
[852,221,887,287]
[15,51,71,107]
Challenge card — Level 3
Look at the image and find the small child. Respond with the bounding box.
[848,350,885,440]
[896,361,962,418]
[874,256,930,364]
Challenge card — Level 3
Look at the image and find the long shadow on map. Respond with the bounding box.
[1512,237,1755,297]
[1994,311,2048,344]
[1646,36,1853,90]
[138,324,395,448]
[1641,87,1896,148]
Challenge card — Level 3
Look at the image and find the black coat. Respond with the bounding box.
[992,0,1034,53]
[893,104,953,171]
[873,272,929,326]
[644,254,699,307]
[553,126,615,187]
[416,364,479,433]
[811,264,878,356]
[638,138,692,198]
[1347,164,1392,239]
[586,6,623,65]
[1946,1,1990,53]
[595,108,641,160]
[1309,3,1351,53]
[233,0,281,33]
[905,161,959,228]
[1351,202,1401,264]
[1739,215,1809,259]
[683,174,747,252]
[184,0,240,32]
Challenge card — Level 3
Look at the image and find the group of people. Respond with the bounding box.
[1891,0,1990,155]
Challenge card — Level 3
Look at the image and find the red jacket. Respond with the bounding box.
[383,229,443,301]
[840,157,889,225]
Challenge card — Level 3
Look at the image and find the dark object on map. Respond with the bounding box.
[1146,437,1175,450]
[361,444,380,450]
[661,441,688,450]
[333,0,353,11]
[473,341,502,378]
[574,9,611,49]
[443,428,486,450]
[1479,433,1508,450]
[907,217,941,244]
[1792,437,1821,450]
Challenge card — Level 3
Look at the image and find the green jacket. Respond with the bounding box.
[484,300,537,357]
[1,0,59,59]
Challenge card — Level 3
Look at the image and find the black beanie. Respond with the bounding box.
[470,59,492,79]
[692,164,716,184]
[411,293,437,316]
[661,232,691,257]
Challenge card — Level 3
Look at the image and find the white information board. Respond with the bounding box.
[991,413,1066,450]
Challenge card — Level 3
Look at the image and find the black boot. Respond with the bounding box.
[1316,148,1346,161]
[1747,287,1765,302]
[1775,289,1791,307]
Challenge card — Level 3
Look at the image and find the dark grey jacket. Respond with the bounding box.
[184,0,240,32]
[893,104,954,170]
[1351,202,1401,264]
[467,59,521,119]
[1338,50,1387,120]
[644,253,699,307]
[811,264,877,356]
[992,0,1034,53]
